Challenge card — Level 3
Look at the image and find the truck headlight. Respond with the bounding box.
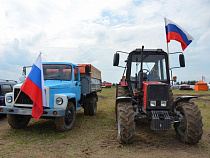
[150,101,156,107]
[6,96,12,103]
[161,101,167,107]
[56,97,63,105]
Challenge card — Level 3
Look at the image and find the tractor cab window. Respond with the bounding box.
[130,54,167,82]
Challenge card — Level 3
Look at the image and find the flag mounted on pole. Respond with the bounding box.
[20,53,46,120]
[165,18,194,51]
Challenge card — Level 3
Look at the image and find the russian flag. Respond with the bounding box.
[21,53,46,120]
[165,18,194,51]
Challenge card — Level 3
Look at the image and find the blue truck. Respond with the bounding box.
[0,62,102,131]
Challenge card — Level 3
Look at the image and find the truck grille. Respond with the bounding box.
[14,88,33,104]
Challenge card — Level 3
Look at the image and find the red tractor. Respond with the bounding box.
[113,46,203,144]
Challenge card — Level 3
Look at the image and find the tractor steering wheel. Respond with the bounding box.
[143,69,150,75]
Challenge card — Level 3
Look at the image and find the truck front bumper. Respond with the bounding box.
[0,106,65,117]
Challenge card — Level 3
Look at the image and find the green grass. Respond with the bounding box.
[0,87,210,157]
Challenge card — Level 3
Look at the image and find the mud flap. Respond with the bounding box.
[151,111,171,130]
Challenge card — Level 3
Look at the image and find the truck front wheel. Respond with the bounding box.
[7,114,31,129]
[174,102,203,144]
[55,102,76,131]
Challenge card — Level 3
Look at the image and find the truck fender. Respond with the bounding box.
[54,93,77,110]
[172,96,197,109]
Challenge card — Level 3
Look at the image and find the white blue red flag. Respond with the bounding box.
[202,76,206,83]
[165,18,194,51]
[21,53,46,120]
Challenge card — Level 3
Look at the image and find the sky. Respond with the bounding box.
[0,0,210,84]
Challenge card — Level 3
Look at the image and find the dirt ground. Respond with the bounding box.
[0,89,210,158]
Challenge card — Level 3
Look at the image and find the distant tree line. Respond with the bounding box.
[176,80,198,85]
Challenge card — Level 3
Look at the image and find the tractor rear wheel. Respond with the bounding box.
[174,101,203,144]
[117,102,135,144]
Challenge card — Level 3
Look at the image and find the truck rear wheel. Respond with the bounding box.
[117,102,135,144]
[55,102,76,131]
[7,114,31,129]
[84,97,97,116]
[174,102,203,144]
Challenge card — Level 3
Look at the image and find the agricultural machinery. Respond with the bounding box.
[113,46,203,144]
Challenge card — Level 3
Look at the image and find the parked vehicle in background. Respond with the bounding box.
[179,85,193,90]
[102,81,112,88]
[0,63,101,131]
[0,80,17,117]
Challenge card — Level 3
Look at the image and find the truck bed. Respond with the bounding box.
[78,64,102,95]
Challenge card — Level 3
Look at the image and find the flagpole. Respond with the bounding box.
[164,18,170,69]
[165,18,172,85]
[12,90,22,108]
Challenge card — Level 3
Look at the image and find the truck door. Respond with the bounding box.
[73,66,81,101]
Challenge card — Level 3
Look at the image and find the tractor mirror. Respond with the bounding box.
[85,65,90,75]
[113,53,119,66]
[179,54,185,67]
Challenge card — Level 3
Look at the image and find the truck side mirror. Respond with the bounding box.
[23,67,26,76]
[85,65,90,75]
[179,54,185,67]
[113,53,119,66]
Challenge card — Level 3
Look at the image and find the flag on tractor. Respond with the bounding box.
[165,18,194,51]
[20,53,46,120]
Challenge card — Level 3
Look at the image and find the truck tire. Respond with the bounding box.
[84,97,97,116]
[174,102,203,144]
[88,97,97,116]
[55,102,76,131]
[7,114,31,129]
[117,102,135,144]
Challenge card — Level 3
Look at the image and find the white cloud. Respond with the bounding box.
[0,0,210,83]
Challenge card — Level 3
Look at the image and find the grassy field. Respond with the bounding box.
[0,88,210,157]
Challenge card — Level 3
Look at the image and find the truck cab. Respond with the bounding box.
[0,62,101,131]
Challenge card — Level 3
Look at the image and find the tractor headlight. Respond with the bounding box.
[150,101,156,107]
[161,101,167,107]
[6,96,12,103]
[56,97,63,105]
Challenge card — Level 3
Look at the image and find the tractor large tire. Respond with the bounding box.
[115,85,131,121]
[174,101,203,144]
[84,97,97,116]
[116,85,131,97]
[55,102,76,131]
[169,88,174,111]
[117,102,135,144]
[7,114,31,129]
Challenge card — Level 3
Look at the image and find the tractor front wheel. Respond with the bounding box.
[174,102,203,144]
[117,102,135,144]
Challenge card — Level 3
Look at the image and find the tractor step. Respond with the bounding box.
[151,110,171,130]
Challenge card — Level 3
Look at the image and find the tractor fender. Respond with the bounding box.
[116,96,132,104]
[172,96,197,109]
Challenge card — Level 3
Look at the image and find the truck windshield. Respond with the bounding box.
[131,54,167,82]
[43,64,72,81]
